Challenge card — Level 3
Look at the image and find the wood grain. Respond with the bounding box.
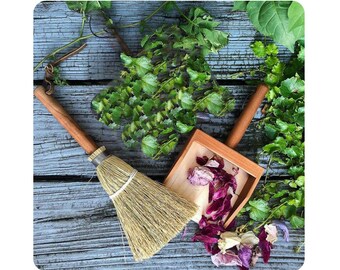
[33,2,304,269]
[34,181,305,270]
[33,85,288,177]
[33,1,292,81]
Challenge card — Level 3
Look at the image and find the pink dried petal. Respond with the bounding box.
[187,166,214,186]
[205,159,221,168]
[199,216,208,229]
[211,251,242,267]
[211,155,225,169]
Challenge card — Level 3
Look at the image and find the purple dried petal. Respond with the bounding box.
[227,174,237,193]
[211,155,225,169]
[201,223,225,236]
[211,194,232,220]
[238,246,252,269]
[209,181,214,203]
[192,234,219,244]
[258,227,272,263]
[212,186,228,201]
[196,156,209,166]
[206,197,224,215]
[273,221,290,242]
[204,242,220,255]
[199,216,208,229]
[187,166,214,186]
[211,251,242,267]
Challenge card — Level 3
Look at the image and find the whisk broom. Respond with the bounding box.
[34,85,198,261]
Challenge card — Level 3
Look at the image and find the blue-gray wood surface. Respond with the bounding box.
[33,1,304,269]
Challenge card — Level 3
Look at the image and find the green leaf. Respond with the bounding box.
[248,199,270,221]
[265,43,278,56]
[280,76,304,97]
[141,73,159,95]
[246,1,304,52]
[175,121,194,134]
[120,53,133,67]
[288,2,304,34]
[142,99,155,116]
[251,41,266,58]
[186,67,210,83]
[135,56,152,77]
[290,215,304,228]
[180,92,194,110]
[284,205,297,219]
[160,137,179,155]
[296,176,305,187]
[232,1,248,11]
[141,135,159,157]
[264,123,278,140]
[205,92,224,115]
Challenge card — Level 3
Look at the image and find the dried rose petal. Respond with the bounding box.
[250,246,261,267]
[227,174,237,193]
[199,216,208,229]
[205,159,221,168]
[187,166,214,186]
[201,223,225,236]
[211,251,242,267]
[196,156,209,166]
[258,227,272,263]
[212,186,228,201]
[240,231,259,247]
[218,231,241,252]
[264,224,278,243]
[211,155,225,169]
[208,181,214,202]
[273,221,290,242]
[210,194,232,220]
[238,246,252,269]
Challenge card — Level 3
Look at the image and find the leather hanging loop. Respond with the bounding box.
[41,43,88,96]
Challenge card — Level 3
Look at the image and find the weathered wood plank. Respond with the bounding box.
[33,84,287,177]
[34,181,304,270]
[33,1,292,81]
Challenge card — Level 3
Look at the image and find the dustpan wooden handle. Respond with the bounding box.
[34,86,99,155]
[225,83,269,149]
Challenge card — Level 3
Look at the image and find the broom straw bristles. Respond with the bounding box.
[94,152,198,261]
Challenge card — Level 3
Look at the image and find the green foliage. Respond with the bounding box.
[238,41,304,230]
[66,1,111,13]
[233,1,304,52]
[92,7,234,158]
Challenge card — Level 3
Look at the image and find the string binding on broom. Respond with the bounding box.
[88,146,138,199]
[109,169,137,199]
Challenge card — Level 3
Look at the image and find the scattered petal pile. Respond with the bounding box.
[188,155,290,269]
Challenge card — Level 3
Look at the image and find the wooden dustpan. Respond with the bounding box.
[164,84,269,227]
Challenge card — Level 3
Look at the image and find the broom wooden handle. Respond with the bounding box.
[34,86,99,155]
[225,83,269,149]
